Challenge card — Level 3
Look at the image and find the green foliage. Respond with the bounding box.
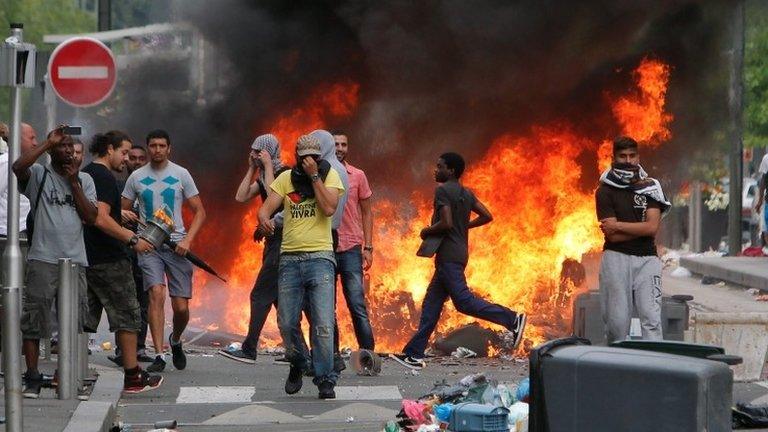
[0,0,96,122]
[112,0,153,29]
[745,0,768,148]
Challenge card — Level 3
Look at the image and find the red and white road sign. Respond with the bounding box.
[48,37,117,107]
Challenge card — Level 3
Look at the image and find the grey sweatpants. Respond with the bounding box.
[599,250,663,343]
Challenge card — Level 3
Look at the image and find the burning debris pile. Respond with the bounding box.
[190,58,673,354]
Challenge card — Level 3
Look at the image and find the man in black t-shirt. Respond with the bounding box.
[82,131,162,393]
[596,136,668,343]
[390,152,527,370]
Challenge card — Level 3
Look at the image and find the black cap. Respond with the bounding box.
[10,23,23,29]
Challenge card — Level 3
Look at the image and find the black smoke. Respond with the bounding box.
[98,0,733,264]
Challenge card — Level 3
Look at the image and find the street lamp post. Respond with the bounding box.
[0,23,36,432]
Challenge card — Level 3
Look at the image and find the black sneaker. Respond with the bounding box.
[123,369,163,394]
[107,354,124,367]
[285,365,303,395]
[137,351,155,363]
[333,353,346,373]
[318,381,336,399]
[169,335,187,370]
[22,372,44,399]
[219,349,256,364]
[146,355,166,373]
[388,354,425,370]
[274,355,291,365]
[509,313,527,350]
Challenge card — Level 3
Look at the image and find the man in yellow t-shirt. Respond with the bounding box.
[258,134,345,400]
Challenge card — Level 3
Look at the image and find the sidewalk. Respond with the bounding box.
[0,356,123,432]
[663,265,768,431]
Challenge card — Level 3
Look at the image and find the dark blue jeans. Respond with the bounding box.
[403,261,517,358]
[278,253,338,385]
[335,246,375,350]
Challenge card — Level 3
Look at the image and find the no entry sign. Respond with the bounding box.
[48,37,117,107]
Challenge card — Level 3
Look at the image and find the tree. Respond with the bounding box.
[745,0,768,148]
[0,0,95,122]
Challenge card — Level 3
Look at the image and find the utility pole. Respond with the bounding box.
[98,0,111,32]
[0,23,36,432]
[728,0,745,256]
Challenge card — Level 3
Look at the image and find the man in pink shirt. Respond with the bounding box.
[332,130,375,350]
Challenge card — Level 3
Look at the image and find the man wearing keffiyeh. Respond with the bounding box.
[596,136,669,344]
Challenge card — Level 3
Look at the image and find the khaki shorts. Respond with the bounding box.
[21,260,87,340]
[85,259,141,333]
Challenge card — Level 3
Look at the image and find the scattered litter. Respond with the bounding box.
[415,425,439,431]
[515,378,530,403]
[226,342,242,352]
[733,402,768,428]
[661,250,681,267]
[410,369,420,376]
[747,288,760,296]
[211,341,221,347]
[340,347,353,359]
[670,267,692,278]
[756,295,768,302]
[101,342,112,351]
[701,276,724,285]
[346,416,354,423]
[434,403,455,422]
[433,323,498,357]
[384,420,400,432]
[350,349,382,376]
[451,347,477,359]
[508,401,530,432]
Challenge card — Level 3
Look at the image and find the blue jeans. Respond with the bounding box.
[403,261,517,358]
[335,246,375,350]
[278,253,338,385]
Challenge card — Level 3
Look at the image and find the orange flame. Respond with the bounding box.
[196,58,672,356]
[598,58,673,172]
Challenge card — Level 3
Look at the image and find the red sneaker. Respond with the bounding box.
[123,369,163,394]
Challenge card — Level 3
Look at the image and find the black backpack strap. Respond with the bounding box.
[29,168,49,240]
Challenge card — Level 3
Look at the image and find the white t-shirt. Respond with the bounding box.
[759,154,768,176]
[122,161,200,242]
[0,153,31,236]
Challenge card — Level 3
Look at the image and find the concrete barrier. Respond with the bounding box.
[694,312,768,381]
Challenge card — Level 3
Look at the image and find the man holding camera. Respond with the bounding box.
[12,126,97,398]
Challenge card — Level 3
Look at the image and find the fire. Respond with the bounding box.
[598,58,673,172]
[196,58,672,356]
[152,207,175,229]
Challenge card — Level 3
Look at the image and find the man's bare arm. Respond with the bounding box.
[468,198,493,229]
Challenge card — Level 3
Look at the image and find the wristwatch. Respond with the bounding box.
[310,174,321,182]
[127,235,139,247]
[363,246,373,252]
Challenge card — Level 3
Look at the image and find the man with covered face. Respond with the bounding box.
[258,134,345,399]
[12,126,98,398]
[220,134,291,363]
[596,136,670,343]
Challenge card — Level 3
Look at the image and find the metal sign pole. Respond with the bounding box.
[1,22,35,431]
[56,259,73,400]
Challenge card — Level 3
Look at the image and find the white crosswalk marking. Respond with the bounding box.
[176,386,254,404]
[177,385,402,404]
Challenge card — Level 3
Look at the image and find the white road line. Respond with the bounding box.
[333,385,402,401]
[58,66,108,79]
[176,386,254,404]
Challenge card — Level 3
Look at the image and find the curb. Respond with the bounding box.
[63,366,122,432]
